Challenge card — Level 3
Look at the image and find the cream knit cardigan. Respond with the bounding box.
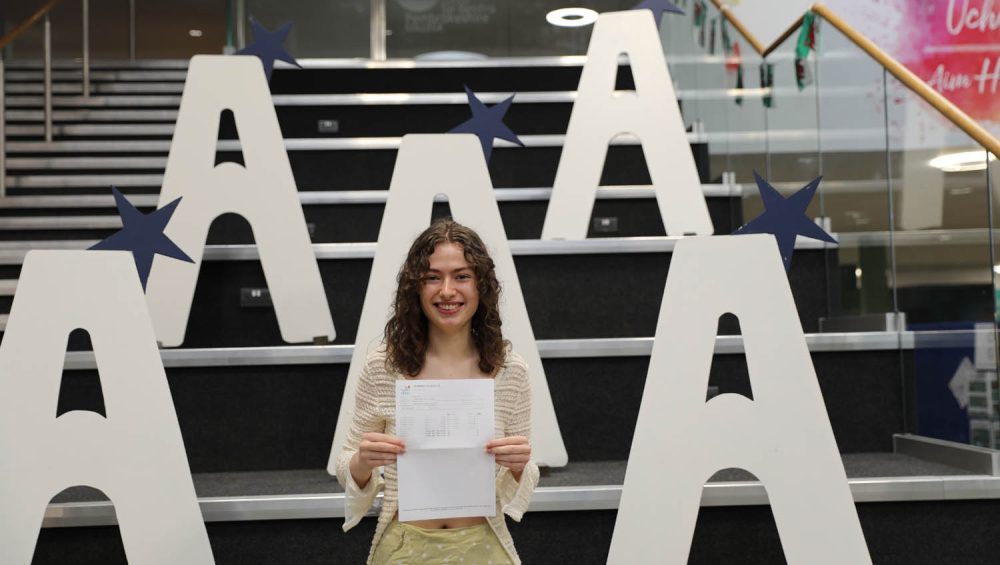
[335,346,540,565]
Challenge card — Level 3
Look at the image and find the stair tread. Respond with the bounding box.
[49,453,980,504]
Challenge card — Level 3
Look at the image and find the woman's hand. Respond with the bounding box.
[351,432,406,487]
[486,436,531,478]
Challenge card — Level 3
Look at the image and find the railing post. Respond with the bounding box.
[43,13,53,143]
[370,0,387,61]
[82,0,90,97]
[128,0,136,61]
[235,0,245,49]
[1,58,6,197]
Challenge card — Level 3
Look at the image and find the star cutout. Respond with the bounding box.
[632,0,685,27]
[732,172,837,271]
[448,85,524,162]
[236,16,301,82]
[89,187,194,290]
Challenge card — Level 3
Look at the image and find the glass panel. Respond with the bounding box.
[244,0,370,58]
[761,30,820,188]
[813,23,893,323]
[136,1,227,59]
[385,0,634,59]
[986,149,1000,449]
[1,0,130,61]
[887,72,995,446]
[887,76,992,326]
[660,1,766,231]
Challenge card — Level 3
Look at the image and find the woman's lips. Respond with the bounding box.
[435,302,464,316]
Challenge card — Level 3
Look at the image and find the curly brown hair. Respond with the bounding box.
[384,219,507,377]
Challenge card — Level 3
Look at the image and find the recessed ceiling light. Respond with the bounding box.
[188,29,203,38]
[928,150,995,172]
[546,8,598,28]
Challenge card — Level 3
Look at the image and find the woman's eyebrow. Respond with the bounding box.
[425,266,472,273]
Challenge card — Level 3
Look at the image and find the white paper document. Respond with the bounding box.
[395,379,496,522]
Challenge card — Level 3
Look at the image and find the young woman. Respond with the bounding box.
[335,219,539,565]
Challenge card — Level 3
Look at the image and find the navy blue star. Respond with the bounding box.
[448,86,524,162]
[632,0,684,27]
[236,16,301,82]
[733,172,837,271]
[89,188,194,290]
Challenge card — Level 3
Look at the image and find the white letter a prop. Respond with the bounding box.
[542,10,713,240]
[0,251,214,565]
[608,235,870,564]
[329,134,568,468]
[145,55,334,347]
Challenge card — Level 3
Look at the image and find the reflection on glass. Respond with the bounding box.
[887,76,992,328]
[806,24,894,323]
[245,0,370,58]
[385,0,636,58]
[2,0,131,60]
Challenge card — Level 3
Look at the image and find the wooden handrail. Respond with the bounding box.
[760,13,806,58]
[707,1,1000,157]
[0,0,65,50]
[711,0,765,55]
[814,4,1000,158]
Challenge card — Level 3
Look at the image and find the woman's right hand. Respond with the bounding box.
[355,432,406,473]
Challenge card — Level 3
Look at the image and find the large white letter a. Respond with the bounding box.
[146,55,334,347]
[330,135,568,469]
[608,235,871,564]
[0,251,213,565]
[542,10,713,240]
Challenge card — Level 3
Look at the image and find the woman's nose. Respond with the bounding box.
[441,278,455,295]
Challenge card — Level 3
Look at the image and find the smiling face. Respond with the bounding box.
[419,241,480,336]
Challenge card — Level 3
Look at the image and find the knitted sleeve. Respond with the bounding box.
[495,353,540,521]
[334,351,387,532]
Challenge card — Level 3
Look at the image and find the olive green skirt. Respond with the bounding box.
[372,521,513,564]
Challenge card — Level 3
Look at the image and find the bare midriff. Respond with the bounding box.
[399,514,488,529]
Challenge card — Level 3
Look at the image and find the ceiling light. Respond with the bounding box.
[546,8,598,28]
[188,29,203,38]
[928,150,995,172]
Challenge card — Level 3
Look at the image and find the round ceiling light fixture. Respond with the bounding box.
[928,150,995,172]
[546,7,599,28]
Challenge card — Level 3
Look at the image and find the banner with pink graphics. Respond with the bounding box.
[897,0,1000,123]
[829,0,1000,127]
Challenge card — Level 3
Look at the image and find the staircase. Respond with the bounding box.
[4,54,1000,564]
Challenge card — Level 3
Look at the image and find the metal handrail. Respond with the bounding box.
[0,0,64,50]
[709,1,1000,158]
[0,0,93,196]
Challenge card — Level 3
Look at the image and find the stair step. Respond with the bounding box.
[0,186,736,210]
[44,333,920,372]
[40,453,1000,528]
[3,133,704,155]
[3,88,750,108]
[0,236,832,266]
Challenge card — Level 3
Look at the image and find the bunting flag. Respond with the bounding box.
[734,52,745,106]
[795,11,819,90]
[708,17,717,55]
[721,17,732,53]
[760,62,775,108]
[721,20,744,106]
[693,0,707,47]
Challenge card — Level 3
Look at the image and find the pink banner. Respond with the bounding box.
[842,0,1000,123]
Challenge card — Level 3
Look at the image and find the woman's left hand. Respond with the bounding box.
[486,436,531,475]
